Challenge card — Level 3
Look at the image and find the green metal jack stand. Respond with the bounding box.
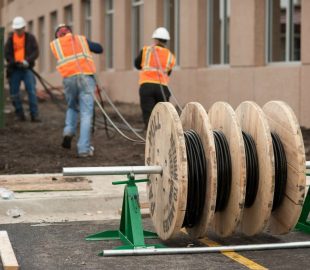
[295,185,310,234]
[86,173,165,255]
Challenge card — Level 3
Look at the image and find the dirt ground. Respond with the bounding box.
[0,89,146,175]
[1,88,310,175]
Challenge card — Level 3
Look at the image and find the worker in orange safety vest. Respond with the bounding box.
[50,24,103,157]
[134,27,176,128]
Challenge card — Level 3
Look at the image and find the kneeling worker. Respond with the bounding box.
[50,24,103,157]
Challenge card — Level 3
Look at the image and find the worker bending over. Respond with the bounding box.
[50,24,103,157]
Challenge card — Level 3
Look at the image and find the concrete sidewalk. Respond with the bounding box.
[0,173,147,224]
[0,173,309,225]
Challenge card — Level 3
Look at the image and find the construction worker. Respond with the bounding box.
[50,24,103,157]
[5,16,41,122]
[134,27,176,128]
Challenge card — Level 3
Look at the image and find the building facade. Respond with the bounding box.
[1,0,310,126]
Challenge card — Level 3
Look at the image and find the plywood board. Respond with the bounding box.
[0,175,92,192]
[0,231,19,270]
[145,102,188,240]
[180,102,217,238]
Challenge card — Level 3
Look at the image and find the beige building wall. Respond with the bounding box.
[1,0,310,126]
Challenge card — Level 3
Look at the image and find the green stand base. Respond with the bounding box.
[86,174,165,255]
[295,186,310,234]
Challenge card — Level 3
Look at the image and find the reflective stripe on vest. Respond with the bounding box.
[50,34,96,78]
[139,46,175,86]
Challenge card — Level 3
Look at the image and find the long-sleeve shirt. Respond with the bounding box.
[87,39,103,54]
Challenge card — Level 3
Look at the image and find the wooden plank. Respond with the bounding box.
[0,231,19,270]
[0,175,92,192]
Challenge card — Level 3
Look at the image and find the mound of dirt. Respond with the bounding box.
[0,96,146,174]
[1,93,310,175]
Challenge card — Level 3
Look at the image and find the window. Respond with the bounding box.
[50,11,58,71]
[131,0,144,62]
[38,16,45,72]
[105,0,114,69]
[64,4,73,33]
[163,0,180,65]
[267,0,301,62]
[207,0,230,65]
[27,20,33,34]
[82,0,92,39]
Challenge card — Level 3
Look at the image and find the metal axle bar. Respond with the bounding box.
[103,241,310,256]
[63,165,162,176]
[64,161,310,177]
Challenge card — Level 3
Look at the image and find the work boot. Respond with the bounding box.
[31,115,42,122]
[78,146,94,158]
[62,135,73,149]
[15,113,26,121]
[18,114,26,121]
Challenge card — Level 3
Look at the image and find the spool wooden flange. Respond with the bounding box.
[180,102,217,238]
[235,101,274,235]
[208,102,247,237]
[145,102,188,240]
[263,101,306,234]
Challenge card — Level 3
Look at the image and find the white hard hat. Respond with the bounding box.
[12,16,26,30]
[152,27,170,41]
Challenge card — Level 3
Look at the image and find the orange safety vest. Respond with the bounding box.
[139,46,175,86]
[13,32,25,62]
[50,33,96,78]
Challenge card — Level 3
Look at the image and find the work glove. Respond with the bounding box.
[22,60,29,68]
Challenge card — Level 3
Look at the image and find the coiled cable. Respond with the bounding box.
[242,131,259,208]
[213,130,232,212]
[271,132,287,211]
[182,129,207,228]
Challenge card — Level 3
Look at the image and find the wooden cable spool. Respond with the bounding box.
[208,102,247,237]
[145,100,305,240]
[263,101,306,234]
[235,101,274,236]
[145,102,187,240]
[180,102,217,238]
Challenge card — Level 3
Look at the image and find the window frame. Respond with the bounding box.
[131,0,144,63]
[64,4,74,33]
[266,0,301,64]
[82,0,92,39]
[105,0,114,69]
[163,0,180,66]
[207,0,230,66]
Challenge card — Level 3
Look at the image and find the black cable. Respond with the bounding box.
[271,132,287,211]
[182,129,207,228]
[213,130,232,212]
[242,131,260,208]
[30,68,66,112]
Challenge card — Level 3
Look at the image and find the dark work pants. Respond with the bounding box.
[139,83,171,128]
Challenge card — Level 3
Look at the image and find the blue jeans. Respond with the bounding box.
[63,75,96,154]
[9,68,39,117]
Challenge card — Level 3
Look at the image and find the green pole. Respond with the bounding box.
[0,27,4,128]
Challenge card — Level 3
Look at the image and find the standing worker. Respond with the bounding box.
[134,27,176,128]
[5,16,41,122]
[50,24,103,157]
